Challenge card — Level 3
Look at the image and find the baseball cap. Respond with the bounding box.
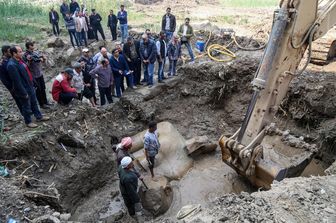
[82,48,89,53]
[64,68,74,76]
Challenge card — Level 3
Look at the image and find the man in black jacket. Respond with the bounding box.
[118,157,143,218]
[107,10,118,41]
[0,45,22,114]
[161,7,176,42]
[123,37,142,86]
[69,0,79,15]
[77,48,97,104]
[60,0,69,19]
[140,34,157,88]
[49,7,60,36]
[6,46,49,128]
[90,9,106,41]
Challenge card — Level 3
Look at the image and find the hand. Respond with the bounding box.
[127,58,131,62]
[24,94,29,99]
[86,83,91,87]
[119,70,123,74]
[139,175,143,180]
[95,74,98,78]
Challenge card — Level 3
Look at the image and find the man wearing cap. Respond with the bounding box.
[90,9,106,41]
[144,121,160,178]
[78,48,97,104]
[7,46,50,128]
[89,58,113,106]
[51,68,78,105]
[72,62,96,107]
[118,156,143,218]
[117,5,128,43]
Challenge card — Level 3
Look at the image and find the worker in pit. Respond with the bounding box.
[112,136,133,166]
[144,121,160,179]
[119,156,143,218]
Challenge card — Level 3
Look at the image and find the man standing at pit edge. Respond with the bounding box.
[117,4,128,43]
[178,18,195,63]
[144,121,160,179]
[118,156,143,219]
[161,7,176,42]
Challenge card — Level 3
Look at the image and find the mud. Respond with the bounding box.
[1,30,336,223]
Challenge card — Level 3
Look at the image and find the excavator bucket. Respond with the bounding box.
[219,130,317,189]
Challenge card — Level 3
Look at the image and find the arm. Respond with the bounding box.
[156,41,161,58]
[60,79,76,93]
[49,12,52,24]
[122,45,131,61]
[161,16,165,31]
[109,58,120,73]
[107,15,110,27]
[149,42,157,62]
[172,15,176,32]
[121,56,129,71]
[124,178,140,204]
[89,65,100,78]
[7,64,28,98]
[177,25,183,36]
[185,26,194,38]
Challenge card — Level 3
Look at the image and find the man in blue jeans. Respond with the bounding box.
[117,5,128,43]
[161,7,176,42]
[178,18,195,63]
[7,46,49,128]
[156,31,167,83]
[140,34,157,88]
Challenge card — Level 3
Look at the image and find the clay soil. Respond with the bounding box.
[1,1,336,222]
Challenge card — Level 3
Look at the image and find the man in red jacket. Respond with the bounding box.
[52,68,78,105]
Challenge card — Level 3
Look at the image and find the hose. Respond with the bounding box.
[207,44,236,62]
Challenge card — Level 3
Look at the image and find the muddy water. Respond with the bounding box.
[162,151,254,218]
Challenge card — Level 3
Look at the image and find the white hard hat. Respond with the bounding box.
[121,156,132,168]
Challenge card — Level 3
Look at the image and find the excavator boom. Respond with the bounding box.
[220,0,336,189]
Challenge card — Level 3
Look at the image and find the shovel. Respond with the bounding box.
[141,179,149,191]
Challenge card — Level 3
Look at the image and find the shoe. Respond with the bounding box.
[27,123,38,128]
[189,61,195,64]
[158,80,165,83]
[148,85,153,88]
[162,76,167,80]
[140,79,146,83]
[173,74,178,76]
[36,116,50,122]
[132,86,138,89]
[137,83,143,86]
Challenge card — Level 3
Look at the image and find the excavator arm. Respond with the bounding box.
[219,0,336,189]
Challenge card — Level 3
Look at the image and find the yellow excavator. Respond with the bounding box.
[219,0,336,189]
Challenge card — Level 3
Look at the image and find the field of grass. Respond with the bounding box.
[221,0,278,8]
[0,0,49,43]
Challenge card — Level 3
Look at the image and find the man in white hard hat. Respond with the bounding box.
[118,156,143,218]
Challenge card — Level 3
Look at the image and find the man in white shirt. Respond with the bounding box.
[156,31,167,82]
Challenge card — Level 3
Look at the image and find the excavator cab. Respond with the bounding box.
[219,0,336,189]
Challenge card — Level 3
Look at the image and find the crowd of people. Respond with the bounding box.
[0,1,198,129]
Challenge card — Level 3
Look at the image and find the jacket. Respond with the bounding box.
[90,13,102,27]
[110,55,129,78]
[118,166,140,203]
[139,40,157,64]
[123,41,140,61]
[156,39,167,58]
[23,50,43,79]
[167,40,181,60]
[60,3,69,17]
[107,14,118,28]
[49,11,59,24]
[78,55,95,83]
[51,73,76,102]
[0,57,11,91]
[178,24,194,40]
[64,16,76,30]
[89,65,113,88]
[161,14,176,32]
[75,16,88,32]
[6,58,34,99]
[69,1,79,14]
[117,10,128,25]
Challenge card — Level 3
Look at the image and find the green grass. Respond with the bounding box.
[0,0,49,42]
[221,0,278,8]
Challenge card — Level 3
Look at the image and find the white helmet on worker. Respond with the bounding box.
[121,156,132,169]
[121,137,132,150]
